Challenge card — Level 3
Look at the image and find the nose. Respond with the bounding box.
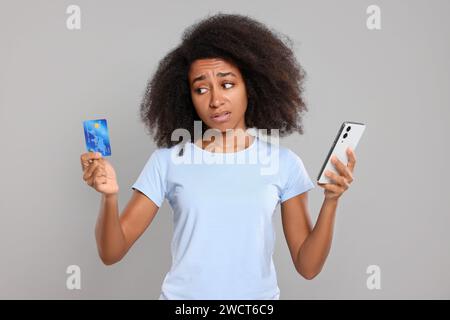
[209,86,224,108]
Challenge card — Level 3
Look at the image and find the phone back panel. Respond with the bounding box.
[317,122,366,184]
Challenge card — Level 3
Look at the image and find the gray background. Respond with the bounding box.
[0,0,449,299]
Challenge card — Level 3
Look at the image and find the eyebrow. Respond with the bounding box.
[191,72,237,85]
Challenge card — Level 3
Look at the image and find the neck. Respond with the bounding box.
[198,127,254,153]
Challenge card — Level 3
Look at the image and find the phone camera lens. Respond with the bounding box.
[346,126,351,132]
[343,133,348,138]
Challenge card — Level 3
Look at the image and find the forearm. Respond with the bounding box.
[295,198,338,279]
[95,193,127,265]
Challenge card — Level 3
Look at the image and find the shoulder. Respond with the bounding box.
[259,137,304,165]
[150,142,187,164]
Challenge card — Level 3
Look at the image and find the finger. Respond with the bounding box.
[80,152,102,171]
[87,167,106,186]
[94,166,107,179]
[321,183,342,194]
[86,173,94,187]
[94,175,107,188]
[346,147,356,173]
[88,174,105,188]
[81,152,102,172]
[324,170,350,189]
[83,160,100,180]
[330,155,353,183]
[86,168,97,186]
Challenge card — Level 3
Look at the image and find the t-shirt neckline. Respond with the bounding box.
[191,135,258,155]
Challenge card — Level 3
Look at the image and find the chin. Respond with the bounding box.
[214,126,235,133]
[205,123,232,133]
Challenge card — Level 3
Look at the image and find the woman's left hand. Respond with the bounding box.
[318,147,356,201]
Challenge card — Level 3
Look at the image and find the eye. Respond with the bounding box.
[195,88,207,94]
[194,83,234,95]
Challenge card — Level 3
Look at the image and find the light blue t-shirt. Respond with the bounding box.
[131,135,315,300]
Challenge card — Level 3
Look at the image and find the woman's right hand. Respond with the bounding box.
[80,152,119,196]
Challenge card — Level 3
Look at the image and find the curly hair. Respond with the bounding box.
[139,12,309,149]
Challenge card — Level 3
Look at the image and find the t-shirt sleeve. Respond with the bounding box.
[280,149,315,203]
[131,149,167,207]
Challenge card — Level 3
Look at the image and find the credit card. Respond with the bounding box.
[83,119,111,156]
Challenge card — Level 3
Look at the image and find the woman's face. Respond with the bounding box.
[188,58,248,133]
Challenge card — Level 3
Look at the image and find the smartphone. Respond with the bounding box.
[317,121,366,184]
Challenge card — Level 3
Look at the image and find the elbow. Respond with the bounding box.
[301,271,318,280]
[297,266,321,280]
[98,251,124,266]
[95,238,127,266]
[100,257,119,266]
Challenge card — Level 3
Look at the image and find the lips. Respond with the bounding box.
[210,111,231,123]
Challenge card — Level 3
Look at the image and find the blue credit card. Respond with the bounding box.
[83,119,111,156]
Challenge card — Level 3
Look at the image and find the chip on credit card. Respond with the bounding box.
[83,119,111,156]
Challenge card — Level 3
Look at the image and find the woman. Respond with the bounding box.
[80,13,357,300]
